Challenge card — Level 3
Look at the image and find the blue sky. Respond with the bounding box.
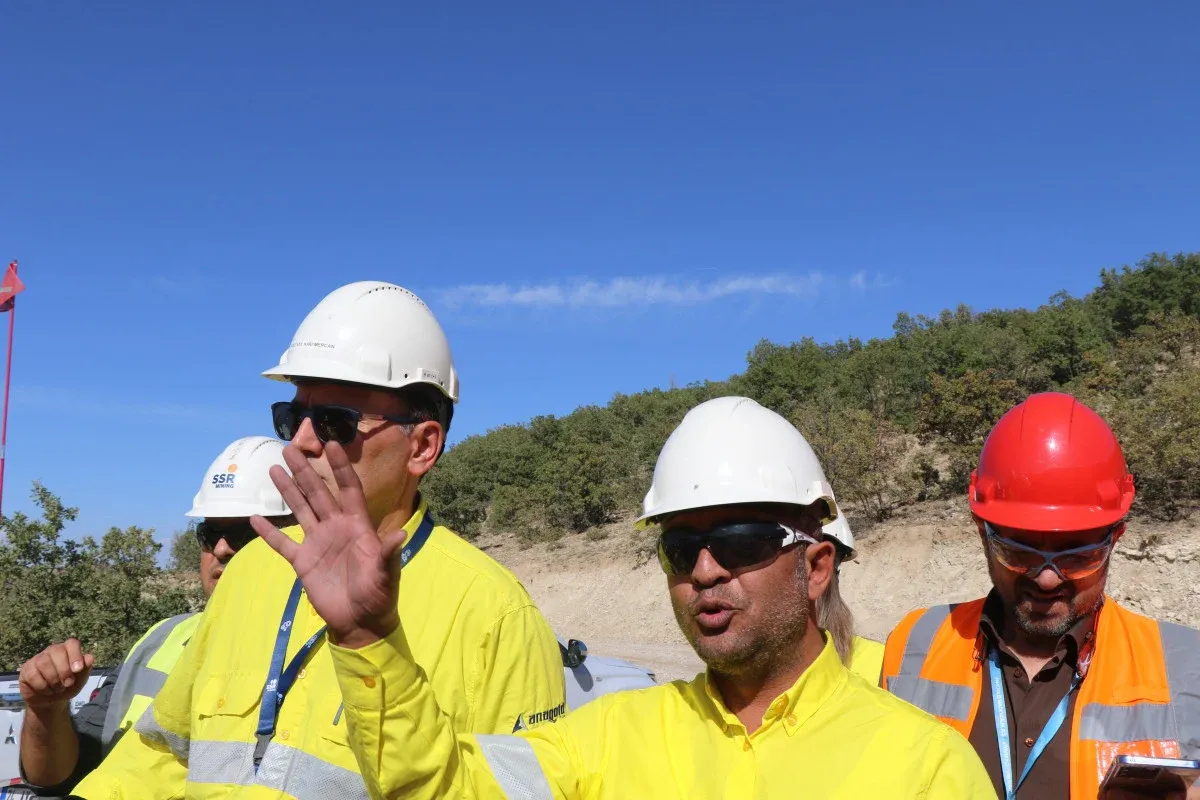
[2,3,1197,549]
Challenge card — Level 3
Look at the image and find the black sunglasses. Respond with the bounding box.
[272,401,421,445]
[657,522,818,576]
[194,520,259,553]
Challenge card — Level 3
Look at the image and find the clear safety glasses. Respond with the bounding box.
[984,521,1115,581]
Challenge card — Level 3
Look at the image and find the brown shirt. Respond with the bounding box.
[968,593,1095,800]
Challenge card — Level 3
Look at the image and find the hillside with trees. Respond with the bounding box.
[424,251,1200,539]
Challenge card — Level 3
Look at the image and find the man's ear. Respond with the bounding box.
[806,540,838,603]
[409,421,445,478]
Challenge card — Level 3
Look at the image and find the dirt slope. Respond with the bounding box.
[478,501,1200,684]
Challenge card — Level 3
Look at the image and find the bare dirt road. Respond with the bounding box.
[480,500,1200,684]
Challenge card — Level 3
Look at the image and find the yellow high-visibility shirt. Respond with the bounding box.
[330,624,997,799]
[848,635,885,685]
[73,500,566,800]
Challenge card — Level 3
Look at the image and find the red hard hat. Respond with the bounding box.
[969,392,1135,532]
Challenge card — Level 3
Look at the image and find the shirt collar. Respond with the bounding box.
[403,496,430,538]
[702,631,846,737]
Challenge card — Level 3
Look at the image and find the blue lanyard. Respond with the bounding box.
[988,647,1080,800]
[253,510,436,768]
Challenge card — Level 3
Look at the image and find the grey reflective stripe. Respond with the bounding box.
[887,674,974,721]
[477,734,553,800]
[188,740,256,785]
[885,605,973,721]
[187,739,367,799]
[130,666,168,699]
[1079,702,1177,743]
[897,605,952,678]
[133,705,190,760]
[256,741,368,800]
[102,612,196,750]
[1162,620,1200,758]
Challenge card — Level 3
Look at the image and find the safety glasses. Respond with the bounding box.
[657,522,818,576]
[194,520,259,553]
[271,401,421,445]
[984,521,1115,581]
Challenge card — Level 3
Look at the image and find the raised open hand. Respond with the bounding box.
[250,441,409,649]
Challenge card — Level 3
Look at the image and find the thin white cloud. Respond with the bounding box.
[849,271,899,291]
[439,273,829,310]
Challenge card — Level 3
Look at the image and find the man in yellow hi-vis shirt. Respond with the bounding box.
[74,282,566,799]
[249,396,994,799]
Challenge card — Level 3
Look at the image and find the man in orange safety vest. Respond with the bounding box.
[881,392,1200,800]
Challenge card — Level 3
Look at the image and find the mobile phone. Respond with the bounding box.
[1100,754,1200,795]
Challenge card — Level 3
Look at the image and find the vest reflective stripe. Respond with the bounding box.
[102,613,197,748]
[184,739,368,799]
[1078,702,1176,742]
[127,666,168,700]
[1160,620,1200,758]
[133,705,190,760]
[898,604,952,677]
[888,674,974,722]
[476,734,554,800]
[886,605,972,721]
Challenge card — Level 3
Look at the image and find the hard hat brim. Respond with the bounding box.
[262,360,459,401]
[968,496,1133,532]
[635,493,838,531]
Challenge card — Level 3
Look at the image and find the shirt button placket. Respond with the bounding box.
[726,739,756,798]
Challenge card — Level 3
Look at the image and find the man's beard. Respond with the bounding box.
[1012,590,1102,640]
[674,561,810,680]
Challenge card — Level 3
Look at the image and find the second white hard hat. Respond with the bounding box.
[263,281,460,402]
[635,396,838,529]
[186,436,292,519]
[822,510,857,562]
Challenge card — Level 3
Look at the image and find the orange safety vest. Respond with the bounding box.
[881,596,1200,800]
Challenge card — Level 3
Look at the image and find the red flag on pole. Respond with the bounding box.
[0,262,24,313]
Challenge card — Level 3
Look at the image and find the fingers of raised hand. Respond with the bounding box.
[251,512,301,564]
[325,441,369,519]
[379,527,411,566]
[63,638,87,672]
[22,642,88,697]
[45,644,78,688]
[281,444,338,521]
[267,462,319,533]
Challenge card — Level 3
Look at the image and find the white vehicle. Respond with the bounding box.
[559,637,656,711]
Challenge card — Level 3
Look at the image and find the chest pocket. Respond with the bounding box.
[195,672,262,727]
[316,694,351,752]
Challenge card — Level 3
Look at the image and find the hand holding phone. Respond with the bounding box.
[1100,755,1200,799]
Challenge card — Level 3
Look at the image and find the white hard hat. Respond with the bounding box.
[263,281,460,402]
[822,510,857,562]
[635,396,839,529]
[186,436,293,518]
